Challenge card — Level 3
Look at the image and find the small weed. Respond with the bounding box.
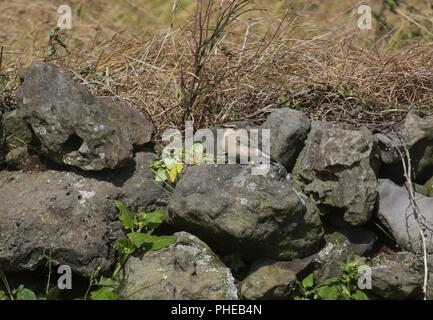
[295,255,369,300]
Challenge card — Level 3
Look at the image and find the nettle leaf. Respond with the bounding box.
[114,237,136,255]
[115,201,135,230]
[302,273,314,289]
[16,287,37,300]
[90,287,118,301]
[150,160,165,170]
[353,289,369,300]
[97,277,119,289]
[46,286,60,300]
[144,210,165,229]
[142,234,176,251]
[128,232,148,248]
[315,285,341,300]
[154,168,167,182]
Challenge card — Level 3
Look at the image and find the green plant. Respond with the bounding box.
[0,270,37,300]
[0,251,60,301]
[296,256,369,300]
[48,27,68,57]
[151,143,214,188]
[88,201,176,300]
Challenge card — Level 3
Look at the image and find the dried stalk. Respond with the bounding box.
[393,130,429,299]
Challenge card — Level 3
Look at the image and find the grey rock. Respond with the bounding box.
[371,252,422,299]
[313,228,376,283]
[167,164,324,260]
[119,232,238,300]
[241,262,297,300]
[261,108,311,170]
[376,111,433,184]
[0,170,123,277]
[5,147,29,168]
[377,179,433,254]
[17,62,154,171]
[293,121,379,226]
[112,151,165,211]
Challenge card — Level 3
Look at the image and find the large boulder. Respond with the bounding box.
[240,261,297,300]
[0,170,123,277]
[119,232,238,300]
[261,108,310,170]
[376,179,433,254]
[17,62,155,171]
[376,111,433,184]
[370,252,422,299]
[293,121,379,226]
[167,164,324,260]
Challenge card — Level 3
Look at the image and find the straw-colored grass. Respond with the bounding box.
[1,0,433,133]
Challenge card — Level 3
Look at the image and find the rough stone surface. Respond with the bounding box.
[241,262,297,300]
[167,164,324,260]
[0,170,123,277]
[376,179,433,254]
[371,252,422,299]
[313,228,376,283]
[17,62,154,171]
[109,151,165,211]
[376,111,433,184]
[5,147,29,167]
[261,108,311,170]
[293,121,379,226]
[119,232,238,300]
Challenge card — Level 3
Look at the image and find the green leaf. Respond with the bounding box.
[16,287,37,300]
[46,286,60,300]
[90,288,118,301]
[127,232,148,248]
[315,285,342,300]
[167,166,178,183]
[96,277,119,289]
[352,289,369,300]
[115,201,135,230]
[143,210,165,229]
[0,290,6,300]
[317,277,340,287]
[302,273,314,289]
[154,168,167,182]
[150,160,164,170]
[141,234,176,251]
[114,237,136,255]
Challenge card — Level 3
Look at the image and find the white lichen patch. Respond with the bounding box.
[78,190,96,205]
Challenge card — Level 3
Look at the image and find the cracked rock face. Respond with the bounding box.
[167,164,324,260]
[293,121,379,226]
[377,179,433,254]
[17,62,154,171]
[119,232,238,300]
[0,170,123,277]
[376,111,433,184]
[261,107,311,171]
[241,262,297,300]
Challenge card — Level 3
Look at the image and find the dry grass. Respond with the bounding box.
[1,0,433,133]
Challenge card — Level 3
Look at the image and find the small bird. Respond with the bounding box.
[216,122,272,165]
